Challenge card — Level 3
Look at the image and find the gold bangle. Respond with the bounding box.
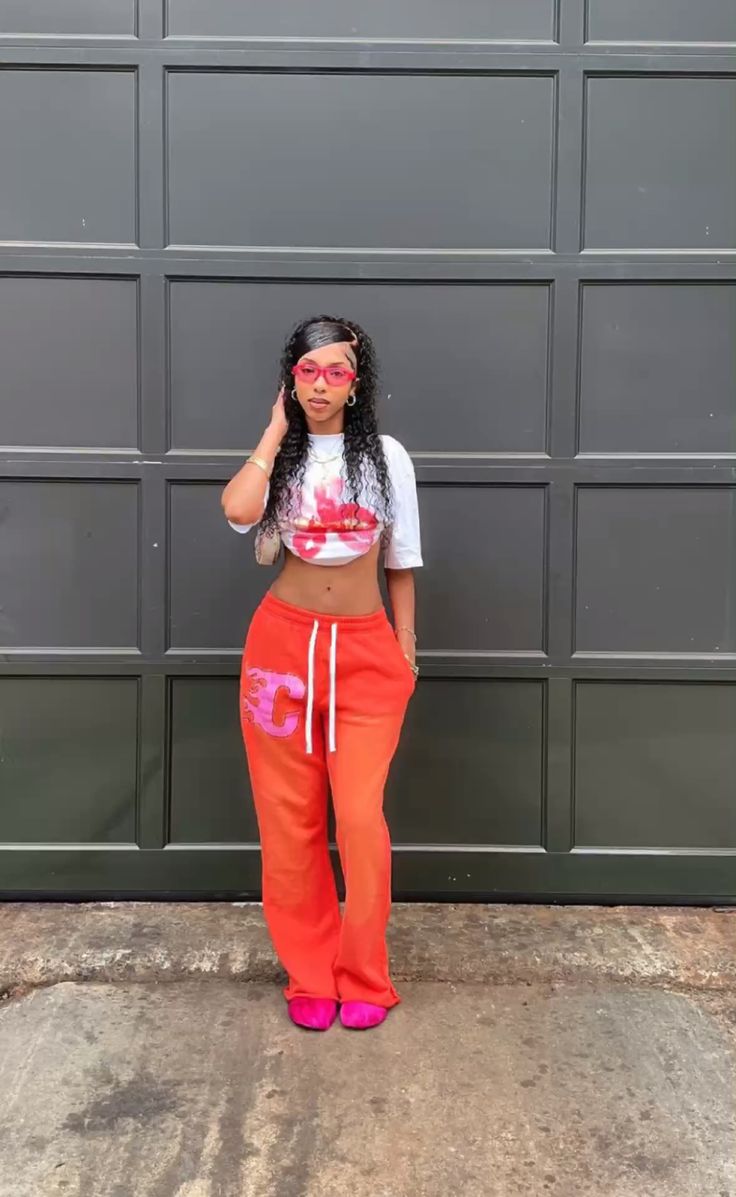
[396,627,417,640]
[247,454,272,478]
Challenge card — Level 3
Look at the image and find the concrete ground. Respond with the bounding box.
[0,903,734,1197]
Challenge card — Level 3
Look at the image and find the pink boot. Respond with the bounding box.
[340,1001,389,1030]
[287,997,338,1031]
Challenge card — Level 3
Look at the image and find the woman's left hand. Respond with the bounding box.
[396,627,417,668]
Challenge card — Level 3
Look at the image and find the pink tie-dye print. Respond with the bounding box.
[242,667,305,738]
[291,476,379,561]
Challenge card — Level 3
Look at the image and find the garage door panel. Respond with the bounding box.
[584,76,736,250]
[574,682,736,849]
[168,280,551,455]
[586,0,736,45]
[169,482,547,655]
[578,284,736,456]
[575,487,736,655]
[388,679,545,846]
[419,486,547,654]
[0,481,140,651]
[0,276,139,451]
[0,69,137,246]
[168,678,256,844]
[0,0,136,36]
[168,483,262,652]
[0,678,138,844]
[167,72,555,250]
[165,0,556,41]
[167,677,546,851]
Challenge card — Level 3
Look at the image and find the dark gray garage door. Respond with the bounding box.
[1,1,735,901]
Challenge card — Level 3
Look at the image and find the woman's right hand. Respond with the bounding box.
[269,386,289,442]
[222,387,287,520]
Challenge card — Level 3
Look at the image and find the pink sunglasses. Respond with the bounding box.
[292,362,357,387]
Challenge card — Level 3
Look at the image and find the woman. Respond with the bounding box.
[221,315,422,1033]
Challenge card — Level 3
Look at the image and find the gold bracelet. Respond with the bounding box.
[247,454,272,478]
[396,627,417,640]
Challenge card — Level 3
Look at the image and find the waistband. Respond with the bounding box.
[260,589,389,632]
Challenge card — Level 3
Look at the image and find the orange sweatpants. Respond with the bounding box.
[239,590,415,1008]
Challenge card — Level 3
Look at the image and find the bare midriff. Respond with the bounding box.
[269,542,383,616]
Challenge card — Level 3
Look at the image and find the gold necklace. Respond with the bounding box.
[307,448,342,478]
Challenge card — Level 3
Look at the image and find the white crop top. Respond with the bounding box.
[228,433,423,569]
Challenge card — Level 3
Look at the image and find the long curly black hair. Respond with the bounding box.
[260,315,394,535]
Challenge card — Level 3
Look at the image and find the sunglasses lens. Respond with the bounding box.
[294,364,317,381]
[326,368,350,384]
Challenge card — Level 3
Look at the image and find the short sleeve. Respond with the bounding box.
[227,483,269,534]
[382,436,423,569]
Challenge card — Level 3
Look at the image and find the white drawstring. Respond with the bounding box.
[304,619,338,755]
[328,622,338,754]
[305,619,318,755]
